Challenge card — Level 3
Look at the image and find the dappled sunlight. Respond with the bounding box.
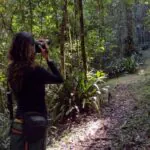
[138,69,145,75]
[1,0,150,149]
[47,118,111,150]
[47,49,150,149]
[47,83,139,149]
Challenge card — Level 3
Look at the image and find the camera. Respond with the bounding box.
[35,39,51,53]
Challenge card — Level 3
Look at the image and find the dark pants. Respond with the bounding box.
[10,120,47,150]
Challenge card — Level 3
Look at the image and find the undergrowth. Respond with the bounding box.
[116,77,150,149]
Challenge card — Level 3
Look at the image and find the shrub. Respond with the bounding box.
[0,113,10,150]
[104,55,141,78]
[46,70,108,124]
[122,57,137,73]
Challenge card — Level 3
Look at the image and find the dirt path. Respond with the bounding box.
[47,85,138,150]
[47,49,150,150]
[78,84,138,150]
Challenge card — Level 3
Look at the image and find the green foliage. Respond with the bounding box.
[116,78,150,149]
[0,72,5,83]
[104,58,126,78]
[104,56,138,78]
[0,71,7,113]
[91,43,141,78]
[46,70,107,124]
[82,71,107,114]
[123,0,135,5]
[123,57,137,73]
[0,0,148,145]
[0,113,10,150]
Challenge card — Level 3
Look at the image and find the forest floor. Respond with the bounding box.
[47,49,150,150]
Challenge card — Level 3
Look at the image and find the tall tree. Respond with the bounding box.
[97,0,105,39]
[124,0,136,56]
[28,0,33,33]
[60,0,68,79]
[74,0,78,40]
[78,0,87,80]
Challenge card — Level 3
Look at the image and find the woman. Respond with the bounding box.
[7,32,63,150]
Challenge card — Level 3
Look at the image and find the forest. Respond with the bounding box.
[0,0,150,149]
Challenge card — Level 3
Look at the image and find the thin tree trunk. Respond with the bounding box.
[52,0,59,29]
[124,2,135,56]
[60,0,67,79]
[117,1,124,54]
[28,0,33,33]
[74,0,80,66]
[78,0,87,81]
[74,0,78,40]
[0,13,14,35]
[40,12,43,35]
[126,4,133,38]
[20,1,25,30]
[97,0,105,39]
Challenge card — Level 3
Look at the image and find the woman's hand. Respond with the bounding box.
[40,47,49,60]
[38,40,49,60]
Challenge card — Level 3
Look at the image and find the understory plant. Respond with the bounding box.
[46,70,109,124]
[0,71,7,113]
[91,45,143,78]
[0,113,10,150]
[122,57,137,73]
[0,70,10,150]
[104,54,141,78]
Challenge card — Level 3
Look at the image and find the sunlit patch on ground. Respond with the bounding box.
[138,69,145,75]
[47,118,110,150]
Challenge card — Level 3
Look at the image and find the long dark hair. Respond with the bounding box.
[8,32,35,92]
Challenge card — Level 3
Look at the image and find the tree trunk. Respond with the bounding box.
[28,0,33,33]
[78,0,87,80]
[74,0,78,40]
[60,0,67,79]
[51,0,59,29]
[97,0,105,39]
[116,0,126,55]
[124,2,136,57]
[74,0,80,67]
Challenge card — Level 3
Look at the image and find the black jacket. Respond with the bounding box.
[14,60,63,118]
